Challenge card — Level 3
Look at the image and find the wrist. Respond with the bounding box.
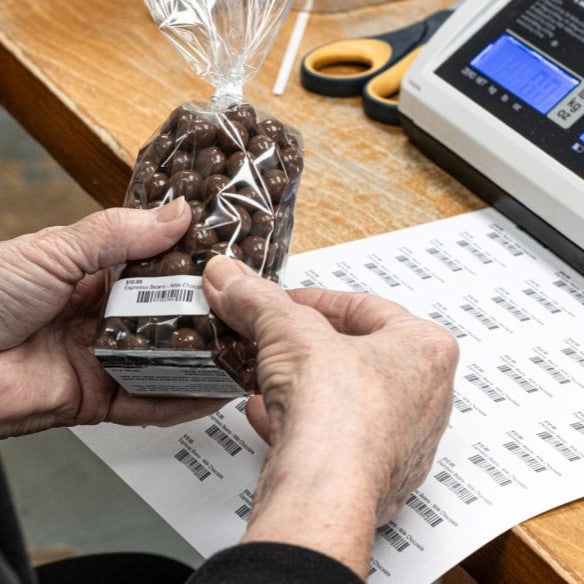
[242,435,380,580]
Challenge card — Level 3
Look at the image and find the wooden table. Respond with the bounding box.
[0,0,582,581]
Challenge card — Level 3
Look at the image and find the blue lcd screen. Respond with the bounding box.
[470,34,578,114]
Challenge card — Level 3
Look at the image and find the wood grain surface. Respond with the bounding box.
[0,0,582,582]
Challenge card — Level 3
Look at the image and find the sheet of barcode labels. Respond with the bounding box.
[74,207,584,583]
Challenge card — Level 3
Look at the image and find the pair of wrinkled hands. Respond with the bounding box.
[0,197,458,579]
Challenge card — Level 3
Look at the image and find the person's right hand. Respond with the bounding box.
[203,256,458,580]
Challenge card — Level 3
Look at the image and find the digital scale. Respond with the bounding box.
[400,0,584,273]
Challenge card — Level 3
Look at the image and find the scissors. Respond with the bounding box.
[301,10,453,125]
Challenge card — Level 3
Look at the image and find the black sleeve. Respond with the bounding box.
[186,543,364,584]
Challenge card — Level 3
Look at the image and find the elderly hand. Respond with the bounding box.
[203,256,458,580]
[0,198,227,438]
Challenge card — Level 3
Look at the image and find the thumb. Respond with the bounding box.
[245,395,271,444]
[203,255,330,342]
[31,197,191,283]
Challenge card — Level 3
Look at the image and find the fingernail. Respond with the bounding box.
[205,255,253,291]
[154,197,186,223]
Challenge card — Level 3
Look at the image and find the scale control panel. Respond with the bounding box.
[436,0,584,178]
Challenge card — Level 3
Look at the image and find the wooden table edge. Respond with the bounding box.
[0,28,132,208]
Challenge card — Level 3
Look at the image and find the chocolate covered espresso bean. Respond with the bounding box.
[196,147,227,178]
[169,170,204,201]
[158,251,197,276]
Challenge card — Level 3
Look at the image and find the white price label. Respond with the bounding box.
[105,276,209,318]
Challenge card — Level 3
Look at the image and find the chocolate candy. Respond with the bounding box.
[279,147,304,180]
[196,147,227,178]
[248,135,279,170]
[192,315,214,340]
[205,241,244,262]
[226,152,252,179]
[169,170,204,201]
[138,316,176,341]
[158,251,197,275]
[189,201,209,224]
[263,169,288,203]
[168,328,205,350]
[122,258,159,278]
[119,334,150,350]
[240,235,267,269]
[251,209,275,237]
[237,186,270,212]
[133,159,157,183]
[218,121,249,152]
[182,223,219,254]
[202,174,231,200]
[226,103,257,131]
[95,334,120,350]
[215,204,252,242]
[152,133,175,160]
[179,116,217,149]
[257,118,286,147]
[169,150,194,174]
[145,173,169,202]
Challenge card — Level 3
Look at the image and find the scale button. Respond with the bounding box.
[573,143,584,153]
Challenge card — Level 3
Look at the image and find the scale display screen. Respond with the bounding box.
[470,34,578,114]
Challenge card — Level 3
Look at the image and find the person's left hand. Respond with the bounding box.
[0,198,228,438]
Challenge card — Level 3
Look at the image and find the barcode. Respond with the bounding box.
[503,441,546,472]
[460,304,499,330]
[530,356,571,384]
[487,231,523,256]
[465,373,505,402]
[376,524,410,552]
[570,421,584,435]
[367,565,377,577]
[434,470,478,504]
[491,296,530,322]
[554,279,584,305]
[301,278,319,288]
[457,240,493,264]
[234,503,252,521]
[137,289,194,304]
[497,364,538,393]
[174,449,211,481]
[235,399,247,413]
[205,424,242,456]
[453,395,472,413]
[429,312,467,339]
[426,247,462,272]
[364,262,400,287]
[562,347,584,368]
[537,431,581,461]
[333,269,367,292]
[406,494,443,527]
[522,288,561,314]
[469,454,512,486]
[396,255,432,280]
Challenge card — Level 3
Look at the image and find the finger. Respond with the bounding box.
[106,391,230,427]
[29,197,191,283]
[287,288,410,336]
[246,395,271,444]
[203,256,332,341]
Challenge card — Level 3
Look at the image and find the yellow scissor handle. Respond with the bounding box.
[365,45,425,103]
[304,39,393,79]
